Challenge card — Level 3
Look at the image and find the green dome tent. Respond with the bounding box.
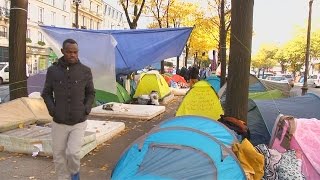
[95,82,131,105]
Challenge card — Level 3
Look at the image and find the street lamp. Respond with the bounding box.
[302,0,313,95]
[73,0,81,29]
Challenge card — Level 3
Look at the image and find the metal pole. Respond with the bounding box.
[302,0,313,95]
[75,2,79,29]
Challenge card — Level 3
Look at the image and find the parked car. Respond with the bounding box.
[307,74,320,88]
[0,62,9,85]
[266,75,286,81]
[282,74,294,87]
[298,75,320,88]
[257,72,274,79]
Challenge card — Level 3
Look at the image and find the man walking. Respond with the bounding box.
[42,39,95,180]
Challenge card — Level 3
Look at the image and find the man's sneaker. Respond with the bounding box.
[71,172,80,180]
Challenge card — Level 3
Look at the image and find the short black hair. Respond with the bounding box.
[62,39,78,49]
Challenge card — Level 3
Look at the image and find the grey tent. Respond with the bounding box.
[247,93,320,146]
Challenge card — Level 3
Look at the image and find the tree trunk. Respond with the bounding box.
[9,0,28,100]
[219,0,227,88]
[185,45,189,67]
[160,61,165,73]
[225,0,254,122]
[176,56,180,72]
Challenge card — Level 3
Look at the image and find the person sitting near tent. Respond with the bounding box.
[179,66,187,81]
[189,64,199,87]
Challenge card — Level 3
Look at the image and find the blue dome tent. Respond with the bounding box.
[111,116,245,180]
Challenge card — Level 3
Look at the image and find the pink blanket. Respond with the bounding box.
[294,118,320,178]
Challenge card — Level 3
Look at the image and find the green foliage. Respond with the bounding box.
[37,41,46,46]
[164,61,173,67]
[251,44,278,69]
[26,38,32,43]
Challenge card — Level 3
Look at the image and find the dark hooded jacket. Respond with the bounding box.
[42,57,95,125]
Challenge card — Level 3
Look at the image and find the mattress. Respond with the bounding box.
[170,87,189,96]
[86,120,125,145]
[90,103,166,120]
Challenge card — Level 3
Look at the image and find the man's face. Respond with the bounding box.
[61,43,79,64]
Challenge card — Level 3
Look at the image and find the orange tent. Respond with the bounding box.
[162,74,173,86]
[172,74,187,84]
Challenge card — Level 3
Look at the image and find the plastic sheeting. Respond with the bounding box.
[41,26,117,94]
[98,27,193,74]
[41,26,192,75]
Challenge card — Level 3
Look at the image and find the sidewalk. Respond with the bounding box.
[0,96,183,180]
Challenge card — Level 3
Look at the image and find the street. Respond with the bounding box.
[0,84,9,103]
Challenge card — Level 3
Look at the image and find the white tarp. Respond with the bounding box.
[41,26,117,94]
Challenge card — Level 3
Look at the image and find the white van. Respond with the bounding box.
[0,62,9,85]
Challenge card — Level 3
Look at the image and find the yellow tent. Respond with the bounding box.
[133,72,171,99]
[176,80,224,120]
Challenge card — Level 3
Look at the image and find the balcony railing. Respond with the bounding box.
[0,7,10,18]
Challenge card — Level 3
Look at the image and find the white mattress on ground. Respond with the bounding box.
[90,103,166,120]
[170,87,189,96]
[0,125,96,158]
[0,120,125,158]
[86,120,125,145]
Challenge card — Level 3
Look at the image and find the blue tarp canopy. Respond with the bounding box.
[41,26,193,74]
[98,28,192,74]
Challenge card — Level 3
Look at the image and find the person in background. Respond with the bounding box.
[205,66,212,78]
[42,39,95,180]
[189,64,199,87]
[200,67,206,79]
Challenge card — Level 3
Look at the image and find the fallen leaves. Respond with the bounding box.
[100,164,109,171]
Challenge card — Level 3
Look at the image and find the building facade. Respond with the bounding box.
[0,0,126,76]
[103,2,127,30]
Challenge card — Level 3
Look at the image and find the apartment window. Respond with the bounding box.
[38,7,44,23]
[90,2,92,11]
[52,0,55,6]
[82,16,86,26]
[27,29,30,38]
[0,47,9,62]
[104,5,107,14]
[51,12,55,26]
[27,3,31,20]
[96,5,99,13]
[112,9,115,18]
[38,31,43,42]
[0,27,7,37]
[108,7,111,16]
[116,12,119,19]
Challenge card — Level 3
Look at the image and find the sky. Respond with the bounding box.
[134,0,320,54]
